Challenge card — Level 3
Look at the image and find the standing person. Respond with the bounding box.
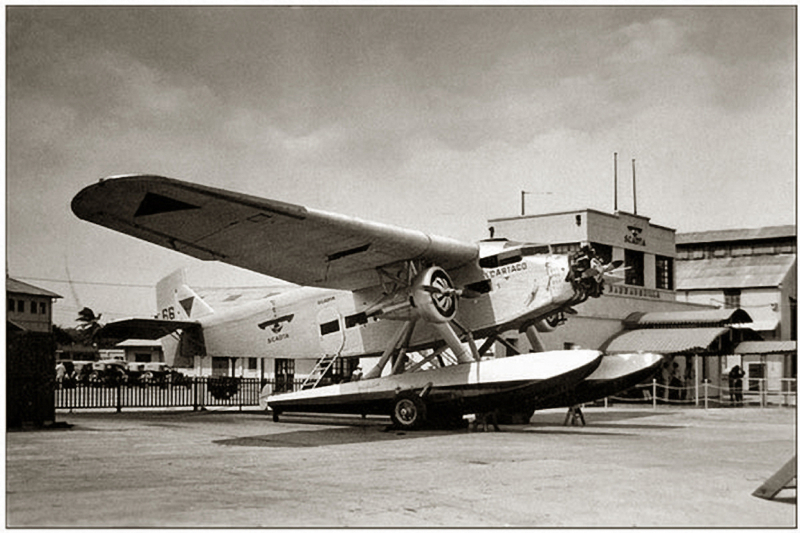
[669,362,683,402]
[55,361,66,389]
[729,365,746,406]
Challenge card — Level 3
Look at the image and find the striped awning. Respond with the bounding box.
[623,308,752,328]
[603,327,730,354]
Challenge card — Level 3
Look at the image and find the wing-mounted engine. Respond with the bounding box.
[410,267,459,323]
[363,265,478,374]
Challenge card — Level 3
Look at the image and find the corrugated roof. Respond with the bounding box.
[116,339,163,348]
[675,255,796,290]
[676,225,796,245]
[624,308,752,328]
[6,277,62,299]
[734,340,797,354]
[603,327,730,354]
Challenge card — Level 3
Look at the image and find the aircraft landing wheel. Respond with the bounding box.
[391,391,427,430]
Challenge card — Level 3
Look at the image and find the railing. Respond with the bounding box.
[609,378,797,409]
[54,377,305,412]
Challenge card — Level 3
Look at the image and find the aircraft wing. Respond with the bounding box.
[72,175,479,290]
[97,318,199,341]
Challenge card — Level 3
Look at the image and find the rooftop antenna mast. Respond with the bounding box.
[613,152,618,213]
[632,158,638,215]
[521,190,553,216]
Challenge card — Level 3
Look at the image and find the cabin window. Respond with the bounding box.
[320,320,340,336]
[345,313,368,328]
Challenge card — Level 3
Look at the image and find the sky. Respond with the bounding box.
[5,5,797,327]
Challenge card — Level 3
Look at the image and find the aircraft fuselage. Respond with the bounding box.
[190,243,579,360]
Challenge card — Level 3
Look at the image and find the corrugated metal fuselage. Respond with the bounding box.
[197,251,576,360]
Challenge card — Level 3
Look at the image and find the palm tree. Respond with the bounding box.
[76,307,103,345]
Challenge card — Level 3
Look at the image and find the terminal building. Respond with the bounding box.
[487,208,712,354]
[487,210,796,404]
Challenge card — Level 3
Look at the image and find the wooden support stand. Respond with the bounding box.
[564,405,585,426]
[752,456,796,500]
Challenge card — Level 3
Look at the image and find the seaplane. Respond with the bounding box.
[72,174,661,429]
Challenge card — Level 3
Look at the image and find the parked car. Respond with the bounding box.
[137,363,192,388]
[125,362,146,386]
[89,360,128,387]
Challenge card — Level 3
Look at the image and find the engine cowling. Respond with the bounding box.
[409,267,458,323]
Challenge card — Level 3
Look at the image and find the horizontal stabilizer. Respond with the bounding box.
[97,318,200,340]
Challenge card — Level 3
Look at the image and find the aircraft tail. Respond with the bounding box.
[156,269,214,321]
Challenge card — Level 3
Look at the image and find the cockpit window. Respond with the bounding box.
[479,252,523,269]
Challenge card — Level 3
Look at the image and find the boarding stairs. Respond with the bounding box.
[300,353,340,390]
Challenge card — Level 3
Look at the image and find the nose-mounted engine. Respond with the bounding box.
[567,245,620,302]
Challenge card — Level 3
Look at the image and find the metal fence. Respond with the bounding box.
[609,378,798,409]
[52,376,799,412]
[54,377,304,412]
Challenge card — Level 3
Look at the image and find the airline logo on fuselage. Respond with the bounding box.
[258,314,294,344]
[486,261,528,278]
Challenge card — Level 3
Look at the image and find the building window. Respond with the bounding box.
[624,249,645,287]
[39,302,47,314]
[17,300,25,313]
[656,256,673,290]
[746,362,765,392]
[724,289,741,309]
[275,358,295,393]
[30,301,37,314]
[552,243,580,255]
[591,243,613,265]
[211,357,231,376]
[8,298,14,312]
[248,357,258,371]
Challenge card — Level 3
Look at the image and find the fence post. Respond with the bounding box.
[652,379,657,410]
[703,379,708,410]
[759,379,765,408]
[116,382,122,413]
[193,377,199,412]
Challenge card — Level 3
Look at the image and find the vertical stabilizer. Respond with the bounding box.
[156,269,214,321]
[156,269,210,368]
